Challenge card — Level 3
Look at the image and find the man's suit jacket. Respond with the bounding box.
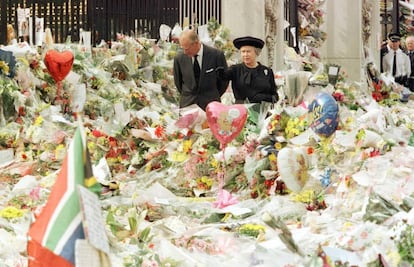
[173,45,229,110]
[407,50,414,76]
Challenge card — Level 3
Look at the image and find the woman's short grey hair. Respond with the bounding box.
[255,48,262,56]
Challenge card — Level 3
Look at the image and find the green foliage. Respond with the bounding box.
[0,77,20,120]
[395,222,414,265]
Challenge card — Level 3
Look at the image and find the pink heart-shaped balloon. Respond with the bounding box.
[206,101,247,148]
[44,50,74,83]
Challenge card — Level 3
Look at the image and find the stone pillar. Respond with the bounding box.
[320,0,364,82]
[221,0,266,63]
[274,1,286,71]
[264,0,286,71]
[369,0,381,72]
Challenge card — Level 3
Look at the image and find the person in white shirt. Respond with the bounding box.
[382,32,411,86]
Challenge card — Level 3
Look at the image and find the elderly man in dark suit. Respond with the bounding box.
[173,29,229,110]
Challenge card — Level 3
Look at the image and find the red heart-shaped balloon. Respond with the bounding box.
[206,101,247,148]
[44,50,74,83]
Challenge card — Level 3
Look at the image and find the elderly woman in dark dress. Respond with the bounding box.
[220,36,278,105]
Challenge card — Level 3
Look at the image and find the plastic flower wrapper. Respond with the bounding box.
[206,18,237,60]
[173,105,206,132]
[0,122,21,147]
[388,210,414,266]
[318,246,364,266]
[127,87,151,111]
[14,60,38,93]
[308,62,329,86]
[244,153,269,184]
[156,239,213,267]
[298,0,327,48]
[197,24,213,47]
[335,82,368,111]
[261,212,304,256]
[84,92,115,119]
[156,40,179,62]
[356,102,388,133]
[0,212,32,266]
[8,176,49,210]
[284,71,312,106]
[159,233,261,267]
[137,38,158,67]
[236,223,266,239]
[124,37,145,75]
[274,104,308,136]
[362,191,402,224]
[149,65,177,105]
[99,79,131,101]
[91,42,112,62]
[242,102,273,138]
[105,205,152,242]
[0,49,16,78]
[151,63,175,87]
[167,226,250,266]
[102,205,181,267]
[139,81,175,110]
[171,23,182,41]
[110,40,127,56]
[0,76,21,125]
[260,196,307,223]
[101,59,132,81]
[24,115,67,145]
[334,221,400,266]
[284,45,303,71]
[353,147,414,204]
[220,89,235,105]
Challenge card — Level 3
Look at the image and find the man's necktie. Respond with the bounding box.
[193,55,200,86]
[392,51,397,76]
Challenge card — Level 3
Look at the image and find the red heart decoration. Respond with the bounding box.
[206,101,247,148]
[44,50,74,83]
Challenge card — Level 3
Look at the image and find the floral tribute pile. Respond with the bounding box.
[2,19,414,267]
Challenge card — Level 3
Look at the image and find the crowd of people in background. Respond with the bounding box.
[381,32,414,92]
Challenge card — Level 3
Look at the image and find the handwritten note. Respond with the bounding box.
[78,185,110,254]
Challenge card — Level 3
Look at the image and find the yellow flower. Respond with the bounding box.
[34,116,44,126]
[386,251,401,266]
[170,151,188,162]
[291,190,314,203]
[0,61,10,75]
[210,158,219,169]
[183,140,193,153]
[274,142,283,150]
[238,223,266,238]
[55,144,66,159]
[197,176,214,188]
[221,213,232,222]
[268,153,277,162]
[145,163,152,172]
[88,142,96,151]
[0,206,26,219]
[341,221,353,232]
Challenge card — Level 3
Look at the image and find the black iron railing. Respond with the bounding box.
[0,0,222,45]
